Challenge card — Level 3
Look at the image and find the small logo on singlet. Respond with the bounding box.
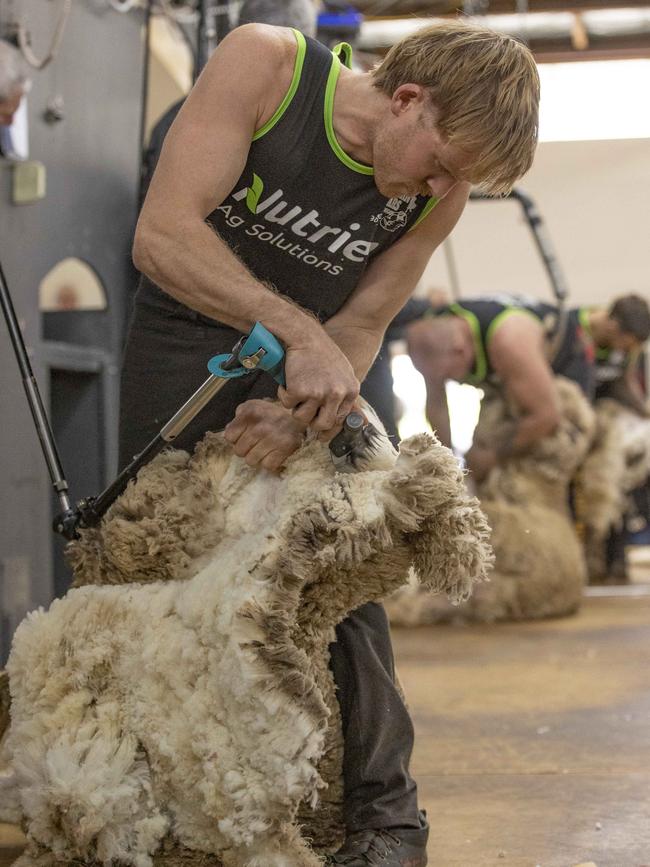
[372,196,418,232]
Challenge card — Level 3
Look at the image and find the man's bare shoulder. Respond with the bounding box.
[489,312,545,370]
[210,23,298,81]
[197,24,300,127]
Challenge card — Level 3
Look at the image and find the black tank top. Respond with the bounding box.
[431,295,560,386]
[139,32,435,322]
[201,30,434,322]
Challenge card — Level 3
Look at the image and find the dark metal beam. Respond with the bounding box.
[356,1,650,13]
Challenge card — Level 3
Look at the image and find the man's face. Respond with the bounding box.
[438,320,474,381]
[610,325,641,355]
[444,341,474,381]
[372,87,475,201]
[0,87,22,126]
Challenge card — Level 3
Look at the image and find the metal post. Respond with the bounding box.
[469,188,569,306]
[0,258,73,515]
[196,0,232,79]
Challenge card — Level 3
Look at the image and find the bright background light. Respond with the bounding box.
[391,354,483,454]
[538,59,650,142]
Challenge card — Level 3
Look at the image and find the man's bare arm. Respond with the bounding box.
[465,316,560,482]
[423,379,452,447]
[622,352,649,416]
[323,184,469,383]
[135,25,296,333]
[489,315,561,452]
[404,319,453,447]
[134,24,358,431]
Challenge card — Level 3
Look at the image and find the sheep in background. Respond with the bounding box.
[387,376,595,625]
[577,399,650,583]
[0,426,491,867]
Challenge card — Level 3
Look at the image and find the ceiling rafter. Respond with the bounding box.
[354,0,650,13]
[354,3,650,61]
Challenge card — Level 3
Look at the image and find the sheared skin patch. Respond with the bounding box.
[3,422,490,866]
[388,376,596,625]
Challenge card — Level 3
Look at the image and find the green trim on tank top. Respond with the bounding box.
[324,50,374,175]
[449,303,487,385]
[324,40,439,234]
[409,196,439,231]
[252,29,307,141]
[485,307,541,346]
[333,41,353,69]
[578,306,593,337]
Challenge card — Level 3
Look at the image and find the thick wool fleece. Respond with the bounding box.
[1,430,491,867]
[387,377,596,625]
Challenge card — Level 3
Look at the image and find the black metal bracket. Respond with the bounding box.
[1,257,243,541]
[469,187,569,306]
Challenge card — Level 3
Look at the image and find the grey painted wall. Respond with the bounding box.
[423,138,650,307]
[0,2,145,661]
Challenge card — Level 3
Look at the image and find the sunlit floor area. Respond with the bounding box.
[3,588,650,867]
[394,591,650,867]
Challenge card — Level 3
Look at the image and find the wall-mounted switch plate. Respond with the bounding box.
[12,160,46,204]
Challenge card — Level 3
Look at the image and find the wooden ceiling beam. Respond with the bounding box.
[534,43,650,60]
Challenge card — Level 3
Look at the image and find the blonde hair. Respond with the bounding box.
[372,19,540,195]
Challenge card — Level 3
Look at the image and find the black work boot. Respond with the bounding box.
[326,811,428,866]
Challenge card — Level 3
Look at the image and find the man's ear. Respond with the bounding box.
[390,83,426,116]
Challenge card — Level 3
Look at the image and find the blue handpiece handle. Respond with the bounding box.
[207,321,286,386]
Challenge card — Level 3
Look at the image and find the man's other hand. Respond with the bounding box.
[278,336,360,433]
[223,400,307,471]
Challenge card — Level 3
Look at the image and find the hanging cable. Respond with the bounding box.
[17,0,72,69]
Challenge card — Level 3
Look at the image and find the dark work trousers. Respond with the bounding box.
[119,280,421,832]
[360,345,400,444]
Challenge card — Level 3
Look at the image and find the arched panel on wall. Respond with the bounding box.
[39,257,107,312]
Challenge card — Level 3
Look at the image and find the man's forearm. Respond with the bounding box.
[623,370,649,416]
[135,215,361,432]
[323,322,384,382]
[424,381,451,447]
[133,217,320,348]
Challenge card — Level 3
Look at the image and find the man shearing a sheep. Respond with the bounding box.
[122,6,540,863]
[382,294,648,480]
[581,294,650,415]
[395,295,598,480]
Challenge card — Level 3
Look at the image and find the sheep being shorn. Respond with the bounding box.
[577,399,650,582]
[0,420,491,867]
[387,376,595,625]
